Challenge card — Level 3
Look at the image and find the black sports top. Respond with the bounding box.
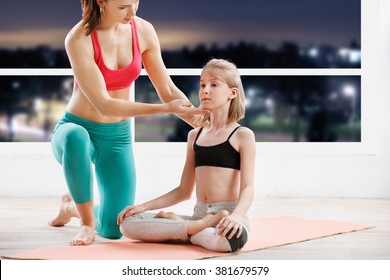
[194,126,241,170]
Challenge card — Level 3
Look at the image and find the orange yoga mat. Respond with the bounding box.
[3,216,373,260]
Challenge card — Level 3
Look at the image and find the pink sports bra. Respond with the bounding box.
[90,18,142,91]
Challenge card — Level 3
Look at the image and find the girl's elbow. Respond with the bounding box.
[182,192,192,201]
[178,187,193,201]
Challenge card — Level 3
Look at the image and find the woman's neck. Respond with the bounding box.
[98,16,122,32]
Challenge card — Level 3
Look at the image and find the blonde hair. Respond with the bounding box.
[198,58,245,124]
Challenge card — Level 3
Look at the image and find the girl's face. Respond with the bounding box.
[199,69,237,110]
[102,0,140,24]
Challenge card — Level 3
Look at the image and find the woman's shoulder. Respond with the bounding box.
[65,22,89,47]
[133,16,156,34]
[65,21,92,54]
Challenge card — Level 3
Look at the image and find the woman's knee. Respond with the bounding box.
[97,216,124,239]
[99,225,122,239]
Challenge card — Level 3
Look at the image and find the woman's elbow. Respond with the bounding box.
[94,105,113,117]
[93,99,120,117]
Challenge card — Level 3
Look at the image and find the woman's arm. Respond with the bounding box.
[65,24,206,118]
[117,129,199,224]
[218,128,256,238]
[138,19,201,127]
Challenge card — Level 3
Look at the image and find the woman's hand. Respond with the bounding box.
[217,212,244,239]
[117,204,146,225]
[168,99,209,116]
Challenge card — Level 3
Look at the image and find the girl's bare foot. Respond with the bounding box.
[155,211,183,220]
[70,225,95,246]
[187,210,229,236]
[49,193,79,227]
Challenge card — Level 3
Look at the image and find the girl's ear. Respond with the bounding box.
[229,88,238,100]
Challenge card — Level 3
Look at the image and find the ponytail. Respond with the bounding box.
[81,0,102,35]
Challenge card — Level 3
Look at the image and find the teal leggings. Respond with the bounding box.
[51,112,136,239]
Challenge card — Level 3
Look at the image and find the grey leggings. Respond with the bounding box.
[119,201,250,252]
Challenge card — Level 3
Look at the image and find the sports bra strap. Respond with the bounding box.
[195,126,241,143]
[194,127,204,143]
[227,126,241,141]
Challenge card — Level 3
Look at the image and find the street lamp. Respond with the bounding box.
[341,84,357,126]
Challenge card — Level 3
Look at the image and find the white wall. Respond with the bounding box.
[1,0,389,199]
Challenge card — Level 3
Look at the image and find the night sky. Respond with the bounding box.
[0,0,361,49]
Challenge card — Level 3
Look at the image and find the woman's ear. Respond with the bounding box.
[97,0,105,8]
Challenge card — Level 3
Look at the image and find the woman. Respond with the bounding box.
[118,59,256,252]
[49,0,207,246]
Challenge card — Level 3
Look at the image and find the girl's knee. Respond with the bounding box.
[119,219,142,240]
[225,227,248,252]
[190,227,248,252]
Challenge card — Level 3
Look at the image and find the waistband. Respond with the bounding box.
[192,200,250,230]
[55,111,131,140]
[194,200,238,214]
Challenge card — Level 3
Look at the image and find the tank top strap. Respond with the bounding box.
[227,126,242,141]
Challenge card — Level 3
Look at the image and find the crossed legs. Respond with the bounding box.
[120,210,235,251]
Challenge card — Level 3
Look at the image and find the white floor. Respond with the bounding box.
[1,197,389,260]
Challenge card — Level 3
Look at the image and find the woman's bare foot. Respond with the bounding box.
[48,193,79,227]
[155,211,183,220]
[70,225,95,246]
[187,210,229,236]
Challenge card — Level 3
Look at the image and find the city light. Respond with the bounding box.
[342,84,356,97]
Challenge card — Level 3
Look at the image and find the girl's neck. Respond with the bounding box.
[208,114,236,130]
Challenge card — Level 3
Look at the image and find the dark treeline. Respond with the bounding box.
[0,40,360,68]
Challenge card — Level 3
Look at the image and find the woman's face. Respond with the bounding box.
[103,0,140,24]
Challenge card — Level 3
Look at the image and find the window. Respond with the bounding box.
[0,0,378,155]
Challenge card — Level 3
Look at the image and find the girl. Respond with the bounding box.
[49,0,207,246]
[118,59,256,252]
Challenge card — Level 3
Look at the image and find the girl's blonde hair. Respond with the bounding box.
[198,58,245,124]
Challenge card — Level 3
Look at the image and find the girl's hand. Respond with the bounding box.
[168,99,209,116]
[217,212,244,239]
[117,204,146,225]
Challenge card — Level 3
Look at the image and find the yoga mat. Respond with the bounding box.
[2,216,373,260]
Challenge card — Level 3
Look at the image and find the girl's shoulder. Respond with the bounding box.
[237,126,254,136]
[188,127,202,141]
[234,126,256,144]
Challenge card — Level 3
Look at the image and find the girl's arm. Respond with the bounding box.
[138,18,202,127]
[117,129,199,224]
[218,128,256,238]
